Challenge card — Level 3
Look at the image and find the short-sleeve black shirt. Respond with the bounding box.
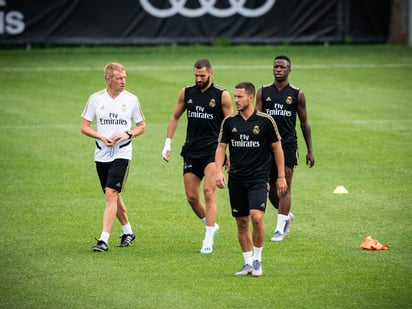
[218,110,281,182]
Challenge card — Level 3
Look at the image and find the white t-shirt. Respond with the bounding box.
[81,89,145,162]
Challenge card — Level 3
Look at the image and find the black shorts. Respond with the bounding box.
[269,144,298,184]
[96,159,130,193]
[228,179,269,217]
[182,155,215,180]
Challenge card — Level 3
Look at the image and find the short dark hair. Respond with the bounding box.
[235,82,255,96]
[194,59,212,70]
[275,55,291,67]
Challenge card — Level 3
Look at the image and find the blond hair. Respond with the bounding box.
[103,62,125,79]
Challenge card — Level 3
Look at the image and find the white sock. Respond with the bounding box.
[253,246,263,262]
[276,214,289,233]
[204,225,216,244]
[122,223,133,235]
[99,231,110,244]
[200,217,206,224]
[242,251,253,265]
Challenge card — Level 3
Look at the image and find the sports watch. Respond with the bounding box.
[125,131,133,139]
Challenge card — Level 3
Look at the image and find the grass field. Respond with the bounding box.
[0,44,411,308]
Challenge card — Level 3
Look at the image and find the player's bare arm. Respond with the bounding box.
[215,142,227,189]
[80,118,114,146]
[297,90,315,167]
[272,141,288,195]
[132,120,146,138]
[255,87,263,111]
[110,120,146,144]
[221,90,234,117]
[162,88,186,162]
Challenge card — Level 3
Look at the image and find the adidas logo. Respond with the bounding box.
[232,127,238,132]
[265,97,272,102]
[187,99,193,104]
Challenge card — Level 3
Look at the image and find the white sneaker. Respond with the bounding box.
[235,264,253,276]
[252,260,262,277]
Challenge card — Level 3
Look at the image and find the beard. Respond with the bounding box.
[196,76,210,90]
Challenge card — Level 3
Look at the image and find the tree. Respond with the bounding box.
[388,0,408,45]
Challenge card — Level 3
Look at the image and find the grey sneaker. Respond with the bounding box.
[283,212,295,235]
[235,264,253,276]
[93,239,108,252]
[118,234,136,247]
[271,230,286,242]
[252,260,262,277]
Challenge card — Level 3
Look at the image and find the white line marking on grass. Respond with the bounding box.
[0,124,78,129]
[306,119,411,124]
[1,63,411,72]
[340,119,412,125]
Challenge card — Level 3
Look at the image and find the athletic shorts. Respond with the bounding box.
[95,159,130,193]
[182,155,215,180]
[228,179,269,217]
[269,144,298,184]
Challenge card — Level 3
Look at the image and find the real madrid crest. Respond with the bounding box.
[253,125,260,135]
[121,104,127,112]
[285,96,292,105]
[209,99,216,108]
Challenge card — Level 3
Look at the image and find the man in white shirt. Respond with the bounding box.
[81,62,146,252]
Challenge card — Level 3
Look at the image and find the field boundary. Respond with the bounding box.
[1,63,411,73]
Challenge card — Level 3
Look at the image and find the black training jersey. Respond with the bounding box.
[181,83,225,158]
[218,110,281,182]
[261,83,300,147]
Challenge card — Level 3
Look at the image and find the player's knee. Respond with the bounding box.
[186,193,199,205]
[203,187,216,203]
[251,216,263,227]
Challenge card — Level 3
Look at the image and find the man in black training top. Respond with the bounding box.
[162,59,233,254]
[216,82,287,276]
[256,55,315,242]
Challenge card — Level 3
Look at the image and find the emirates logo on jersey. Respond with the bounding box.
[286,96,292,105]
[209,99,216,108]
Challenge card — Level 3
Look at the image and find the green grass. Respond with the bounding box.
[0,45,411,308]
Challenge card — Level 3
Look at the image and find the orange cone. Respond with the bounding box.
[360,236,389,250]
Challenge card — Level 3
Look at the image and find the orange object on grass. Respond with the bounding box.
[360,236,389,250]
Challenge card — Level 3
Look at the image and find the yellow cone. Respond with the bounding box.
[333,186,348,194]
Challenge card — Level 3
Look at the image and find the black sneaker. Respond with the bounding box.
[118,234,135,247]
[92,239,108,252]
